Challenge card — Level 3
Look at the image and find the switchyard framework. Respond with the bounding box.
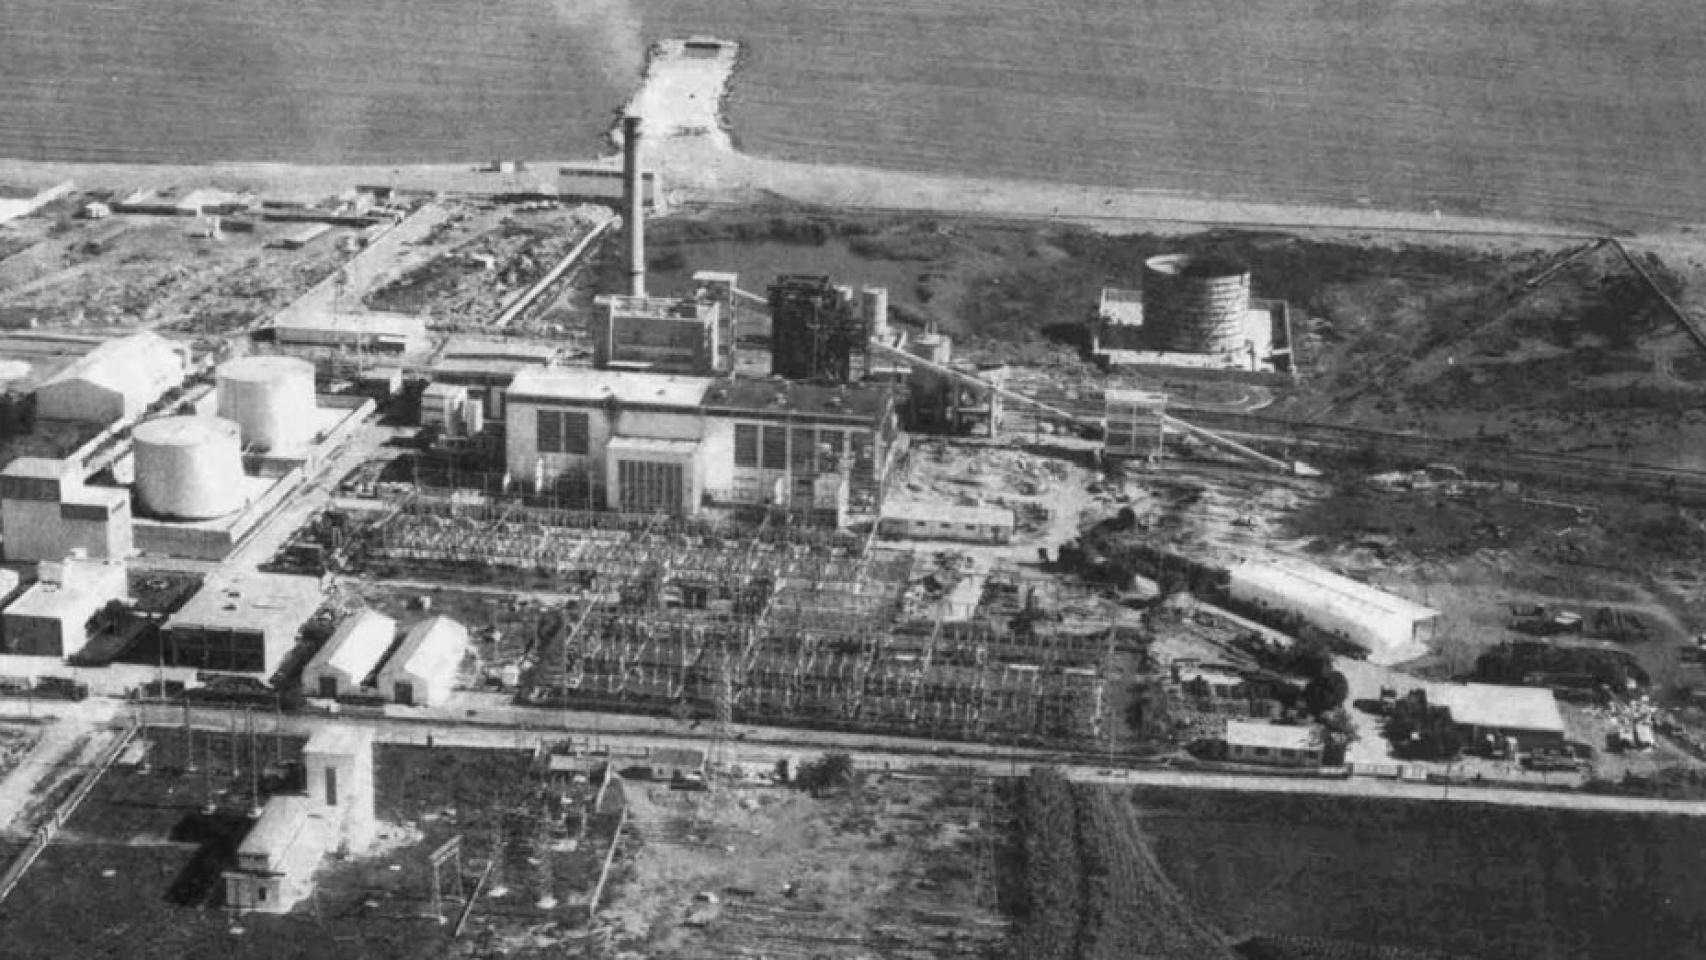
[354,496,1112,747]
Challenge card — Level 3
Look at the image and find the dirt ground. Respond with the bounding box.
[603,771,1007,959]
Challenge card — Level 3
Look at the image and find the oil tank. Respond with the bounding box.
[133,416,245,520]
[216,356,317,452]
[1141,254,1251,355]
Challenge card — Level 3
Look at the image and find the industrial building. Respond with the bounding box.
[33,332,186,426]
[879,501,1015,544]
[0,557,128,658]
[1089,254,1292,377]
[1226,558,1439,665]
[428,336,560,427]
[768,275,871,384]
[225,725,374,913]
[505,368,899,515]
[1224,720,1324,767]
[160,572,323,677]
[592,293,724,375]
[376,617,467,706]
[1429,682,1567,753]
[1103,389,1167,460]
[269,310,428,355]
[0,457,133,562]
[302,609,397,699]
[901,330,1004,436]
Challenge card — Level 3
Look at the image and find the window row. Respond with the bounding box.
[537,410,590,455]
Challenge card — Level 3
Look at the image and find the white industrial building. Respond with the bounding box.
[504,369,899,515]
[270,311,427,355]
[377,617,467,706]
[161,572,323,677]
[225,725,374,913]
[1428,682,1567,753]
[302,609,397,699]
[1227,558,1438,665]
[1,558,128,659]
[34,332,186,426]
[1224,720,1324,767]
[879,501,1015,544]
[0,457,133,562]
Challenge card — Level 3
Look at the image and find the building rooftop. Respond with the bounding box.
[434,336,560,375]
[702,378,893,422]
[2,457,70,480]
[1430,682,1566,735]
[305,724,375,759]
[271,311,426,340]
[306,610,396,683]
[167,572,324,639]
[508,368,715,408]
[389,617,468,683]
[1225,720,1322,751]
[1230,559,1439,626]
[652,747,705,769]
[39,332,184,411]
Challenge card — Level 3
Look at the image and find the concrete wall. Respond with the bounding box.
[2,497,132,563]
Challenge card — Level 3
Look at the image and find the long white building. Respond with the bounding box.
[302,609,396,699]
[34,332,185,426]
[1227,558,1438,665]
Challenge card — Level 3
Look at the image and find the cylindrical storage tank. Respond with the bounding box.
[216,356,317,452]
[133,416,245,520]
[1141,254,1251,355]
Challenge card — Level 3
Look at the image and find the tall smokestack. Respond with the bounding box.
[622,115,645,298]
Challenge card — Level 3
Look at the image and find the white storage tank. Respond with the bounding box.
[216,356,317,453]
[133,416,246,520]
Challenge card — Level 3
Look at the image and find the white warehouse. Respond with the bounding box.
[34,332,186,426]
[1227,558,1438,665]
[302,609,396,699]
[376,617,467,706]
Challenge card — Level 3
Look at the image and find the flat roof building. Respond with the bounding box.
[270,311,427,355]
[593,294,724,375]
[1429,682,1566,752]
[505,369,899,516]
[879,501,1015,544]
[0,457,133,562]
[1225,720,1324,767]
[162,572,323,678]
[1,558,128,659]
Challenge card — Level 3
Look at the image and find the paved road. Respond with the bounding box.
[110,699,1706,818]
[0,700,118,837]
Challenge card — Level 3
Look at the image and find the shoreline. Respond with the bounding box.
[0,36,1657,249]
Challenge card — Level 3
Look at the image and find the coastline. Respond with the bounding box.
[0,37,1634,248]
